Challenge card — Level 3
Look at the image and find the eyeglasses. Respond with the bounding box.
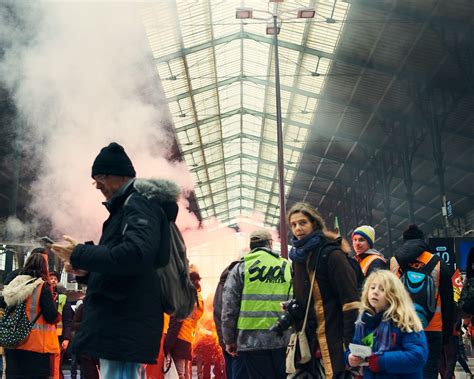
[92,174,108,186]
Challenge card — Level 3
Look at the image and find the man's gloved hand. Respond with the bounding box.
[368,354,381,372]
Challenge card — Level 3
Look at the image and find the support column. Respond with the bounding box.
[381,151,394,257]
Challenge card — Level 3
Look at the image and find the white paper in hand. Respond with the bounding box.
[349,343,372,358]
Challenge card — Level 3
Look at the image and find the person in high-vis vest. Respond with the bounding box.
[2,250,60,378]
[352,225,387,277]
[222,228,292,379]
[49,271,74,379]
[390,224,454,379]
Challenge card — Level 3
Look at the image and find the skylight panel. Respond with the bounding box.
[279,20,305,46]
[255,202,267,212]
[176,1,212,49]
[227,174,241,188]
[242,173,256,186]
[215,204,228,215]
[243,39,270,78]
[242,82,265,112]
[242,137,260,158]
[214,192,227,204]
[204,145,223,163]
[215,39,241,79]
[140,5,179,58]
[255,191,270,203]
[225,158,240,175]
[241,198,254,210]
[211,0,240,38]
[193,89,219,118]
[223,138,241,156]
[259,162,276,177]
[242,114,263,136]
[186,49,215,89]
[262,122,278,143]
[241,156,258,174]
[228,187,240,199]
[221,114,241,138]
[218,90,241,114]
[199,121,221,145]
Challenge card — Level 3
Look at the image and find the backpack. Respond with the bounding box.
[391,254,440,328]
[459,277,474,315]
[156,222,198,320]
[0,301,42,348]
[125,187,198,321]
[309,239,365,293]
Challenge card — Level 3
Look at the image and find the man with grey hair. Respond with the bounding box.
[51,142,178,379]
[222,229,292,379]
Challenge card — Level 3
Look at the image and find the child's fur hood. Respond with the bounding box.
[2,275,43,307]
[134,178,180,203]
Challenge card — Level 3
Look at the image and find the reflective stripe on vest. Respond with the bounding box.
[390,253,442,331]
[360,254,386,276]
[237,249,292,330]
[56,294,67,336]
[19,282,60,354]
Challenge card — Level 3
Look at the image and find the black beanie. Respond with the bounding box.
[91,142,136,178]
[403,224,424,241]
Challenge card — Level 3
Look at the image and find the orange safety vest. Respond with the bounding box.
[17,282,60,354]
[360,254,387,276]
[390,251,442,332]
[177,292,204,344]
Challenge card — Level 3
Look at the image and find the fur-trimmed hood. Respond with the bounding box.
[134,178,180,222]
[2,275,43,307]
[134,178,180,203]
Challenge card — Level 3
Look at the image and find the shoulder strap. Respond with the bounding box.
[360,255,380,275]
[420,253,440,275]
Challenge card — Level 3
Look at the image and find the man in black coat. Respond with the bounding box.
[52,142,175,378]
[390,224,454,379]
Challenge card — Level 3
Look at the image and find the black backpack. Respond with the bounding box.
[156,222,198,320]
[125,184,198,321]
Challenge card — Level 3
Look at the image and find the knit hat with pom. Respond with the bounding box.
[352,225,375,248]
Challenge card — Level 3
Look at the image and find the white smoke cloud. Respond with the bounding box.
[0,2,193,242]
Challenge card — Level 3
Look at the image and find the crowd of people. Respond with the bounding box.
[0,141,471,379]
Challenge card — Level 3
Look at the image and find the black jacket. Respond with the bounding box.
[70,178,178,363]
[394,239,454,343]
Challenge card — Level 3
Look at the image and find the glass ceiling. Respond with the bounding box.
[140,0,349,228]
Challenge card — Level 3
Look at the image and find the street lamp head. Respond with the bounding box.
[266,22,281,35]
[236,7,253,19]
[297,8,316,19]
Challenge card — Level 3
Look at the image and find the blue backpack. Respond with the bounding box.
[391,254,440,328]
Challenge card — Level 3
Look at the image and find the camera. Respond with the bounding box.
[269,299,304,336]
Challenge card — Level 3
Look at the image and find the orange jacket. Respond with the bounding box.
[18,282,60,354]
[177,291,204,344]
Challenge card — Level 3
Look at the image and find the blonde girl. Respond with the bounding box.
[346,270,428,379]
[287,202,359,379]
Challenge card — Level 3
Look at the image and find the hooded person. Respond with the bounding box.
[389,224,454,379]
[51,142,179,379]
[351,225,387,277]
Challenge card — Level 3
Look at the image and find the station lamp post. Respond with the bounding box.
[236,2,315,258]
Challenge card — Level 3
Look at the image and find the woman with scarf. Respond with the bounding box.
[2,251,60,378]
[288,202,359,378]
[346,270,428,378]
